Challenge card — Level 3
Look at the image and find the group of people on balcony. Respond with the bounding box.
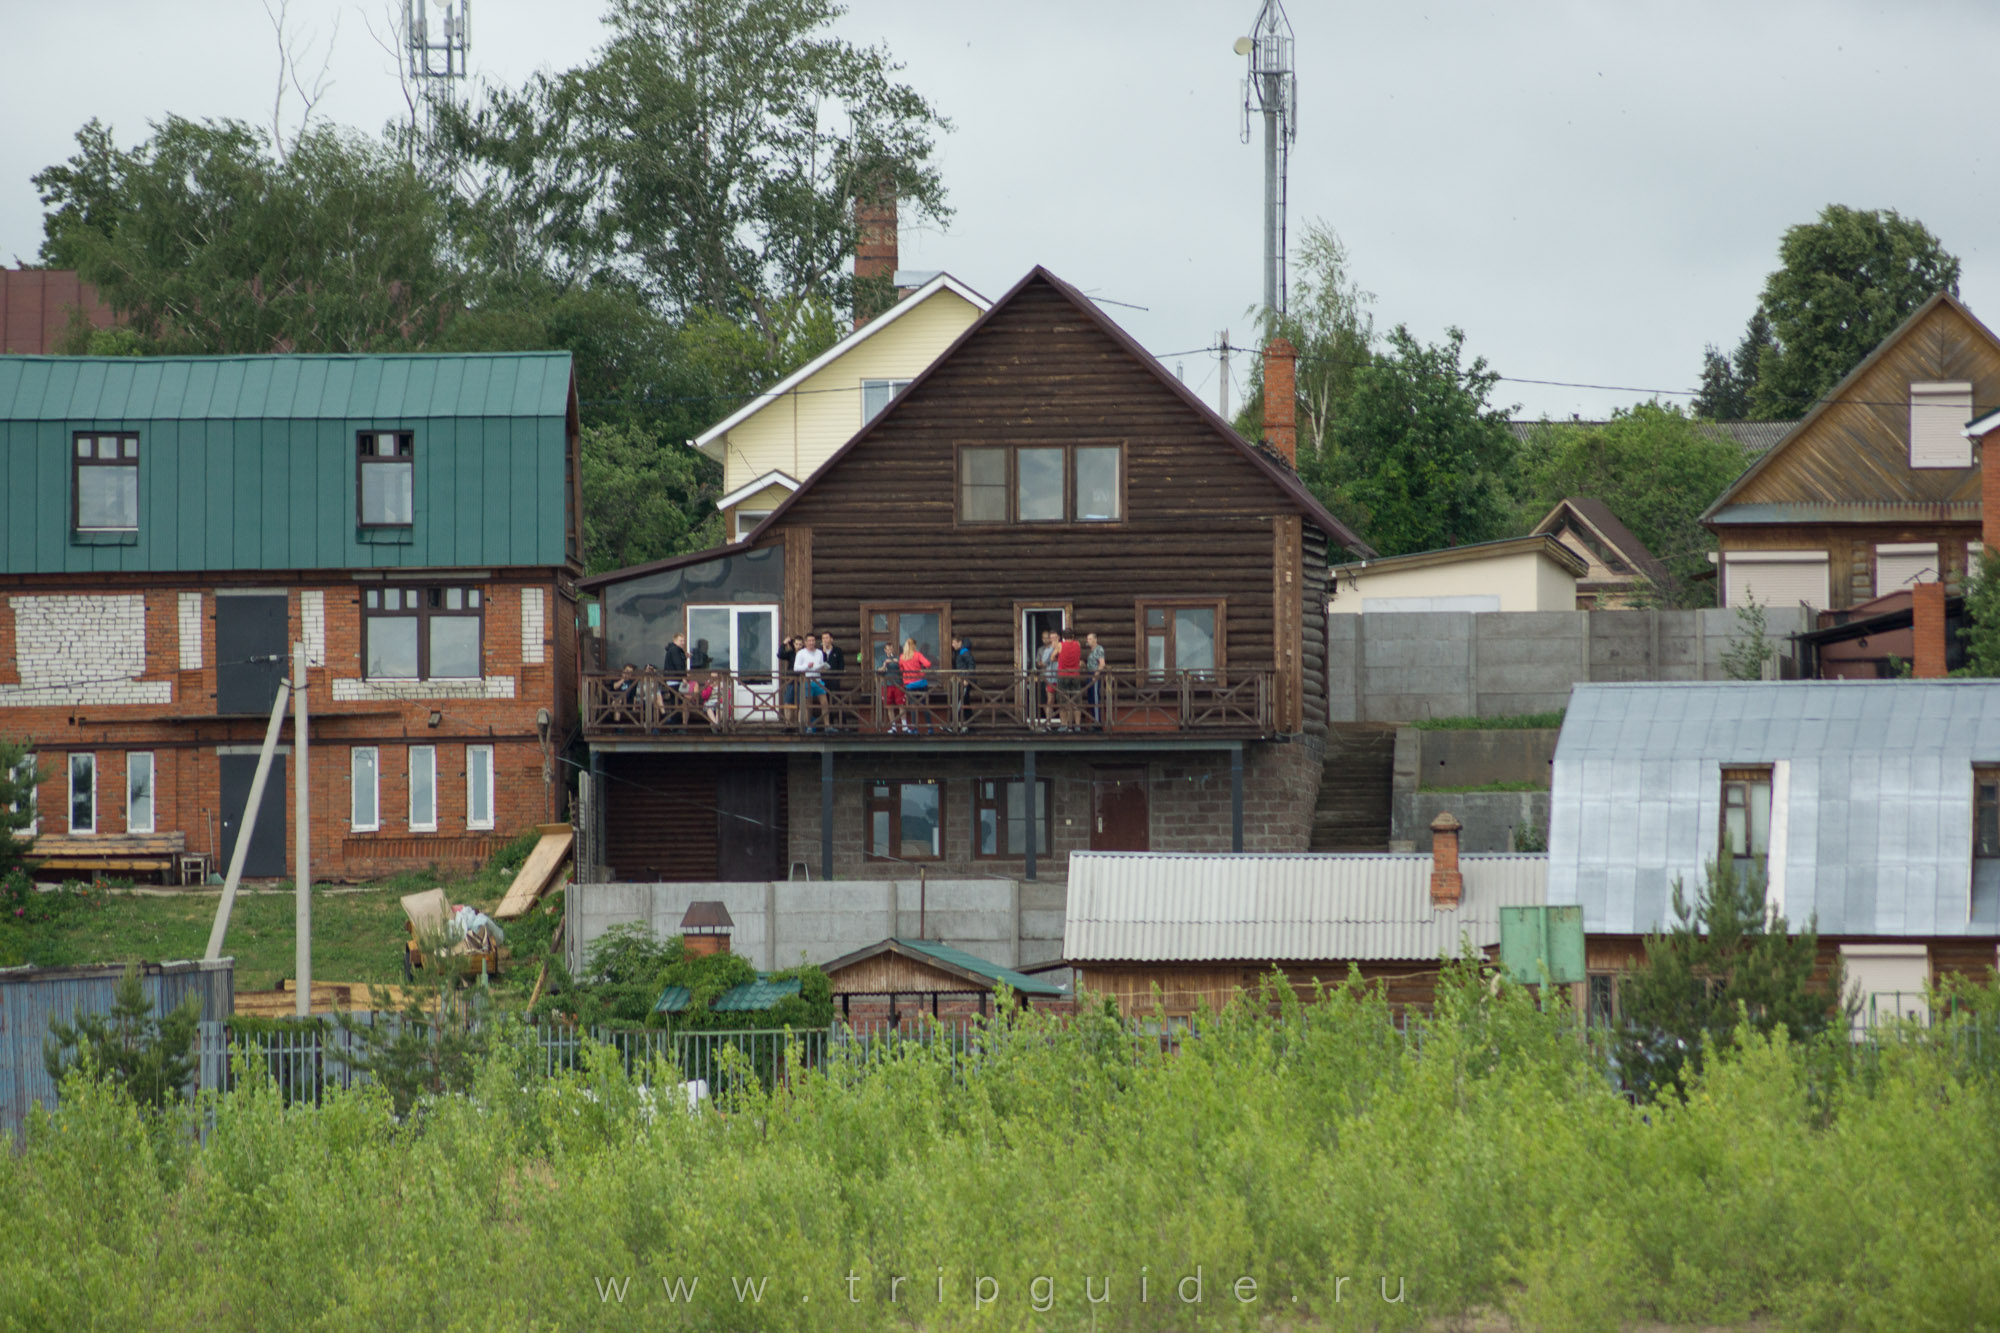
[605,625,1113,734]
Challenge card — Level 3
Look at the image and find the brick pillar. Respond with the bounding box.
[683,932,730,958]
[1983,430,2000,550]
[853,191,898,329]
[1912,580,1947,679]
[1264,336,1298,465]
[1429,811,1463,909]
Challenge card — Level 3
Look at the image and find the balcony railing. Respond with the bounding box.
[582,668,1274,738]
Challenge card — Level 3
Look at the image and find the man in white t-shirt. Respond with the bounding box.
[793,638,827,732]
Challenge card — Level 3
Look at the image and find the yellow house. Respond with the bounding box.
[1328,535,1585,614]
[695,273,990,539]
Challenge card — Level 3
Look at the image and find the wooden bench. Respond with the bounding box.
[28,832,187,881]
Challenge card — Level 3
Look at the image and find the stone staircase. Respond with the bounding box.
[1311,723,1397,852]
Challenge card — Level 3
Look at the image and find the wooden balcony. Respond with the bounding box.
[581,668,1275,742]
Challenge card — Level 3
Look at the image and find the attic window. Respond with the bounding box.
[358,431,415,526]
[1910,382,1973,469]
[73,433,140,532]
[1977,769,2000,859]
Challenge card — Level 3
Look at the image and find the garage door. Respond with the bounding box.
[1724,553,1829,610]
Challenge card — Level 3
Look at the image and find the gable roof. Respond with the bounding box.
[745,266,1377,557]
[1063,851,1548,963]
[716,469,801,511]
[1330,532,1587,579]
[0,351,575,421]
[822,937,1066,997]
[1548,680,2000,938]
[1701,292,2000,524]
[1532,497,1669,585]
[690,273,990,458]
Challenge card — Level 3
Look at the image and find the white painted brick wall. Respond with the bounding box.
[331,676,518,702]
[178,593,203,670]
[302,591,326,667]
[521,587,545,666]
[1,594,171,708]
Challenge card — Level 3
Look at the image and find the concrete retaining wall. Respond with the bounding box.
[1327,607,1807,723]
[1395,789,1551,854]
[1411,728,1559,789]
[566,878,1057,978]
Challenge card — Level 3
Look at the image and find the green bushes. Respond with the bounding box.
[2,964,1997,1328]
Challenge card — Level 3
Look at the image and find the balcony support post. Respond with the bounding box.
[1231,743,1244,854]
[1023,747,1037,882]
[821,748,835,881]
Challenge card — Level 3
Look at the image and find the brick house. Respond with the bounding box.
[575,267,1375,887]
[0,352,583,880]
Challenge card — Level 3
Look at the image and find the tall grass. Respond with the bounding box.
[1,965,1995,1330]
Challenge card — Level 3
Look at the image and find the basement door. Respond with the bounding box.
[1090,766,1149,851]
[219,752,287,878]
[716,764,782,882]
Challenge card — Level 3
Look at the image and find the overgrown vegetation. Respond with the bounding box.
[1722,596,1775,680]
[1614,858,1847,1102]
[6,962,1999,1327]
[1410,710,1565,731]
[1960,545,2000,676]
[42,962,199,1111]
[530,922,833,1032]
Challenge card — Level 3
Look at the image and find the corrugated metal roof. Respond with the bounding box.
[1708,501,1980,525]
[1549,681,2000,937]
[1062,852,1548,963]
[891,939,1066,996]
[0,352,573,420]
[654,976,803,1014]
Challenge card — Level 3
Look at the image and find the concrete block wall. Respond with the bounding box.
[1329,607,1808,723]
[566,878,1054,976]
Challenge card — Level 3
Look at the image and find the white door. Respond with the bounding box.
[686,605,780,719]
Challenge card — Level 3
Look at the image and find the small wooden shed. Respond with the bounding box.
[822,938,1069,1029]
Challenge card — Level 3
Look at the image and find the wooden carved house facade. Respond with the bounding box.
[578,268,1373,885]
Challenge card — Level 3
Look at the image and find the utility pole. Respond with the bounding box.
[205,669,292,961]
[1218,330,1232,420]
[293,641,311,1017]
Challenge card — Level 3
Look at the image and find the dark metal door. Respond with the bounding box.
[214,594,288,715]
[716,765,780,881]
[1091,766,1149,851]
[219,753,286,878]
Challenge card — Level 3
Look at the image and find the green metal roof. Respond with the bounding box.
[890,939,1065,997]
[654,976,803,1015]
[0,352,574,421]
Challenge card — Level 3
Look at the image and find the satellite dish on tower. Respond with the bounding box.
[1233,36,1254,55]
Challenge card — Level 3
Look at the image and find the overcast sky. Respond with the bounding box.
[3,0,1994,420]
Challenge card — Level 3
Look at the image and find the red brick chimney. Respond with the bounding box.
[1912,580,1947,679]
[680,900,734,956]
[1429,811,1464,910]
[1264,336,1297,466]
[853,190,898,330]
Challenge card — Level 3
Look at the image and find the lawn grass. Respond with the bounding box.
[21,866,519,992]
[1410,709,1565,731]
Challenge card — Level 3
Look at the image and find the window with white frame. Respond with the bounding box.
[465,745,495,831]
[409,746,437,832]
[68,753,96,834]
[6,754,36,839]
[862,378,911,424]
[733,510,774,541]
[126,752,154,834]
[351,748,380,832]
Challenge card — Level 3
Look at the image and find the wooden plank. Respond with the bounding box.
[493,824,573,920]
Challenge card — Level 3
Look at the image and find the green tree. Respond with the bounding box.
[1309,326,1517,556]
[1692,308,1772,422]
[43,963,201,1111]
[1750,205,1960,419]
[1614,859,1843,1101]
[1515,401,1750,605]
[438,0,949,358]
[1721,598,1774,680]
[35,117,465,355]
[1234,219,1375,461]
[1959,546,2000,676]
[0,743,34,885]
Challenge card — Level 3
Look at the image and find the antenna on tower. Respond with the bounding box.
[406,0,470,139]
[1236,1,1297,324]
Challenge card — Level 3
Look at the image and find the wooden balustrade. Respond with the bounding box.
[581,668,1276,737]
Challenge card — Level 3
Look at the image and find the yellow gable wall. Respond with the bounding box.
[717,289,983,495]
[1328,549,1577,613]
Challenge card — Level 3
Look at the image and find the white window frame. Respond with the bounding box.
[7,754,36,839]
[68,752,96,835]
[350,747,380,833]
[408,745,437,832]
[125,752,155,835]
[733,509,774,542]
[861,377,912,424]
[465,745,495,831]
